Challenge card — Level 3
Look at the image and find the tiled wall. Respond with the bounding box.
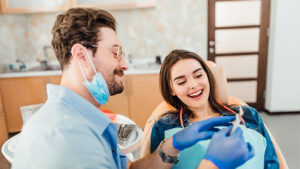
[0,0,207,72]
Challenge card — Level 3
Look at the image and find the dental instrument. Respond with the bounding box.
[230,107,244,135]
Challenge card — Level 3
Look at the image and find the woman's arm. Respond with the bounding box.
[264,124,289,169]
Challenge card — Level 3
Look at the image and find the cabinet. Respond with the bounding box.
[0,0,71,14]
[0,0,156,14]
[127,74,163,128]
[0,75,61,132]
[0,73,161,134]
[0,91,8,146]
[102,74,163,128]
[72,0,156,10]
[101,76,130,118]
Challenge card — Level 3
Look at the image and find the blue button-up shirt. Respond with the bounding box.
[12,84,128,169]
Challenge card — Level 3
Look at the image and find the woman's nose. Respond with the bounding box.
[188,79,198,89]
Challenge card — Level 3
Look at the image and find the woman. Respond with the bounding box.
[149,49,281,169]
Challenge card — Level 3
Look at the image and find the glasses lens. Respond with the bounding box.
[118,47,126,61]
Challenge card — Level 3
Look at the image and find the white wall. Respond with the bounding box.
[0,0,208,72]
[265,0,300,112]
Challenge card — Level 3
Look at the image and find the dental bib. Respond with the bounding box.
[164,125,266,169]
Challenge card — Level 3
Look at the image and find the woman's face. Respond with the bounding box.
[170,58,210,110]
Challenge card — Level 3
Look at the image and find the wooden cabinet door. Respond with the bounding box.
[127,74,163,129]
[0,75,61,133]
[47,75,62,86]
[0,91,8,145]
[101,76,130,118]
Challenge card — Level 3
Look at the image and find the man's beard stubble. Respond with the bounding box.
[108,69,124,96]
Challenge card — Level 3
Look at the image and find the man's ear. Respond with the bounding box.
[71,44,87,66]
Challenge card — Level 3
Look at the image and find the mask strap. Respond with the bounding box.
[76,47,97,82]
[84,47,98,75]
[77,61,88,81]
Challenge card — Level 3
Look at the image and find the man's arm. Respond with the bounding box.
[197,159,219,169]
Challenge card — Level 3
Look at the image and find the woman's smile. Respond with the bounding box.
[187,89,204,100]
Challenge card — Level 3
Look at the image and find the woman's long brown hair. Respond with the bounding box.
[159,49,234,118]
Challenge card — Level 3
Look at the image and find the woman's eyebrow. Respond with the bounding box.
[173,75,185,81]
[193,68,202,74]
[173,68,203,81]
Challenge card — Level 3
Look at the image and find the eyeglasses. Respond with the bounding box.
[88,44,126,61]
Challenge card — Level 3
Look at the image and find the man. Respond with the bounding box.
[12,8,253,169]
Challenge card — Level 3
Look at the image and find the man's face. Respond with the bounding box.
[89,27,128,96]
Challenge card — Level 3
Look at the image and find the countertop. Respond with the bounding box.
[0,68,160,78]
[0,58,162,78]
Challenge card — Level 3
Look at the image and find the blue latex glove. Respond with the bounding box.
[204,126,255,169]
[173,116,235,151]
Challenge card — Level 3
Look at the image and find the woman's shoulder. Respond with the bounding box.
[230,105,260,118]
[150,112,182,153]
[230,105,265,131]
[156,111,181,126]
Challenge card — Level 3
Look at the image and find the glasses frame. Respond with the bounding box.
[86,44,126,61]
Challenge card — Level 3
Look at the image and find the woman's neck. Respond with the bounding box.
[189,104,220,123]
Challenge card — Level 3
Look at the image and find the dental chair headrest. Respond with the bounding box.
[205,61,229,105]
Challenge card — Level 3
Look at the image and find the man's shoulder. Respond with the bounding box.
[13,118,112,169]
[12,130,114,169]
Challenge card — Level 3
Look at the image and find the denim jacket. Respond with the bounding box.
[150,106,279,169]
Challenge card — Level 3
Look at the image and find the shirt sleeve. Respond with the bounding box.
[150,113,182,153]
[150,120,165,153]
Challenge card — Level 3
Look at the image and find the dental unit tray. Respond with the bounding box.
[116,114,143,156]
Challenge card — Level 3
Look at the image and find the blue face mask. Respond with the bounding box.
[78,48,110,105]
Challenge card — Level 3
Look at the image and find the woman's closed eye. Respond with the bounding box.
[195,74,202,78]
[177,80,186,85]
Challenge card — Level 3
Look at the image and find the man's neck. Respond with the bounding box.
[60,69,100,108]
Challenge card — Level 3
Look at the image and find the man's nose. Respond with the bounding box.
[120,58,129,71]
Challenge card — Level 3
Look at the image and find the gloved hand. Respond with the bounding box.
[173,116,235,151]
[203,126,255,169]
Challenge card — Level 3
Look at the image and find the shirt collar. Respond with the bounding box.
[47,84,111,134]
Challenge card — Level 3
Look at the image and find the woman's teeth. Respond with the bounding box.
[188,90,203,97]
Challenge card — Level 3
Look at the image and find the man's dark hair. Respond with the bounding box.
[51,8,116,70]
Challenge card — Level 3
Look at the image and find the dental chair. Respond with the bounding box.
[139,61,288,169]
